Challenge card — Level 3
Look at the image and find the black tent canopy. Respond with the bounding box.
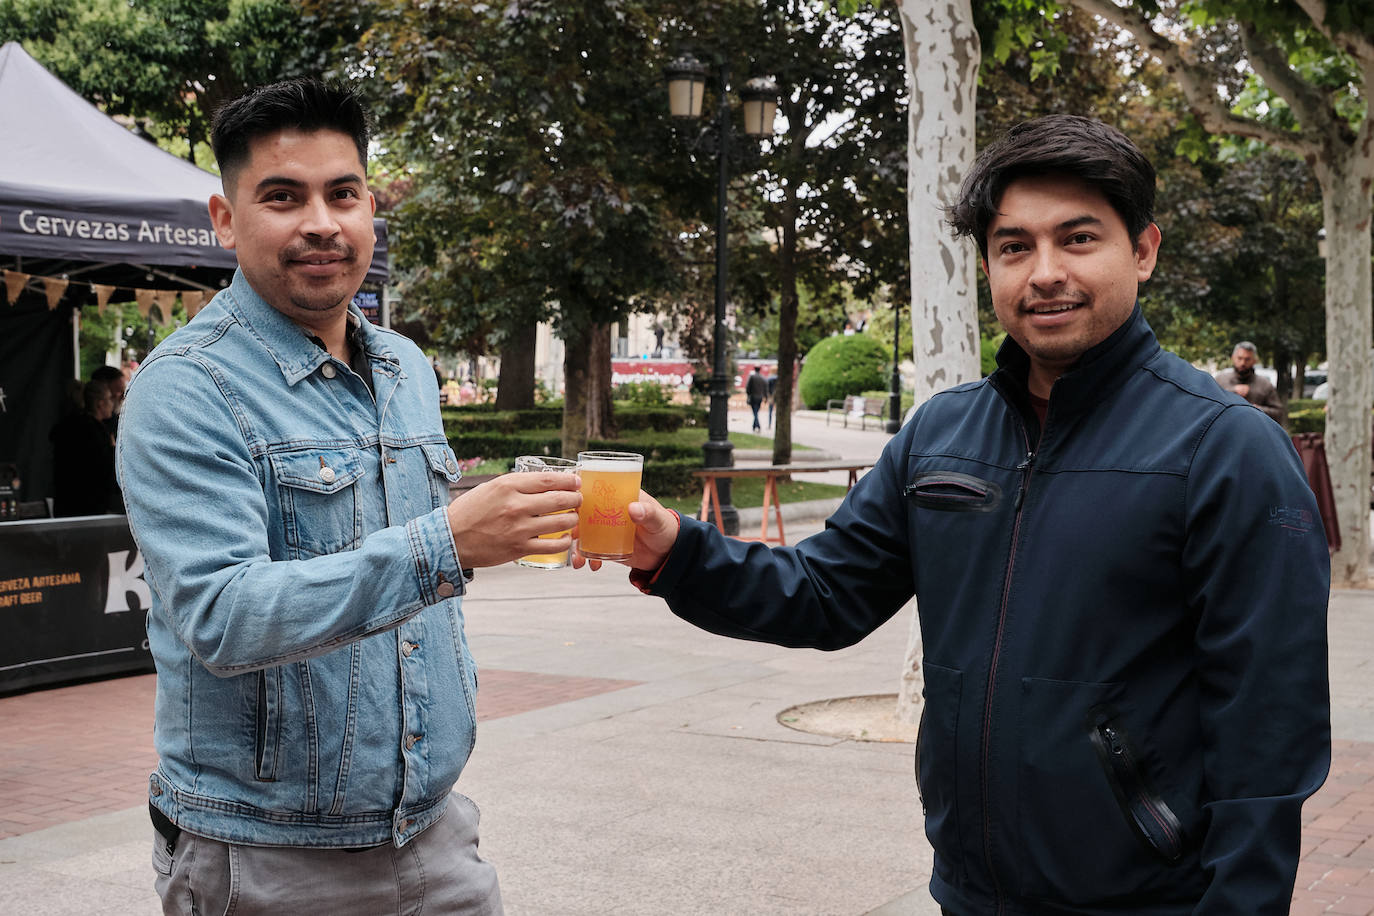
[0,40,389,504]
[0,40,389,295]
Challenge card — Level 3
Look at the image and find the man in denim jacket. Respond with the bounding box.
[118,80,579,914]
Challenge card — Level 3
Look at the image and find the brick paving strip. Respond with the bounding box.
[1293,739,1374,915]
[2,675,1370,913]
[0,669,638,841]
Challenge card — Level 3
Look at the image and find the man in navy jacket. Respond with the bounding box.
[579,116,1330,914]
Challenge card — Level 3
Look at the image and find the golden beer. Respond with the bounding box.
[576,451,643,561]
[514,456,579,569]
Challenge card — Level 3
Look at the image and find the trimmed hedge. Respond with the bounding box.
[798,334,889,409]
[1287,398,1325,435]
[443,407,711,498]
[441,405,704,436]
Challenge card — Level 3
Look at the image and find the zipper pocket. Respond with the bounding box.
[1087,708,1184,862]
[905,472,1001,512]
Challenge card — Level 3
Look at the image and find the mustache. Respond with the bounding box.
[281,240,355,262]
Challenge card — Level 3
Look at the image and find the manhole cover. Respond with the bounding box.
[776,693,919,743]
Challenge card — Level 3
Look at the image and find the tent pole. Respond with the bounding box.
[72,308,81,381]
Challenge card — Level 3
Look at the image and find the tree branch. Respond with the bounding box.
[1238,21,1331,132]
[1292,0,1374,66]
[1067,0,1314,158]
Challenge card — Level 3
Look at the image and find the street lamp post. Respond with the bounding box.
[885,299,901,434]
[664,54,777,537]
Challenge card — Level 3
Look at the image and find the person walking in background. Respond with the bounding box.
[118,78,579,915]
[49,378,120,517]
[746,364,768,432]
[766,368,779,428]
[580,115,1330,914]
[1213,340,1287,426]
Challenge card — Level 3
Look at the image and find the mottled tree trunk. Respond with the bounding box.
[495,323,537,410]
[1317,152,1374,585]
[587,322,615,440]
[893,0,982,723]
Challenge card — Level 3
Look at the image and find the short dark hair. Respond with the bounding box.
[210,79,371,190]
[947,115,1156,260]
[82,379,111,413]
[90,365,123,385]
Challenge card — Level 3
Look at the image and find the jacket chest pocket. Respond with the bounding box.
[271,449,365,558]
[905,471,1001,512]
[414,441,462,509]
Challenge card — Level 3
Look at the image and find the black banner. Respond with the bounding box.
[0,515,154,693]
[0,298,70,503]
[0,198,391,285]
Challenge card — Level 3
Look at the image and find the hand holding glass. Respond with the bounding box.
[576,451,643,561]
[514,455,580,569]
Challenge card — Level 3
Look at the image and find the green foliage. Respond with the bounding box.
[1287,401,1326,435]
[1,0,353,161]
[613,381,672,408]
[78,300,183,378]
[442,404,703,438]
[797,335,889,409]
[981,333,1006,377]
[349,0,690,361]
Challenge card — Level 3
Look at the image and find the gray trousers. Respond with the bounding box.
[152,794,502,915]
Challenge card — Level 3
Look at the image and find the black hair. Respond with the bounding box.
[90,365,123,385]
[82,379,111,414]
[210,79,371,189]
[947,115,1156,260]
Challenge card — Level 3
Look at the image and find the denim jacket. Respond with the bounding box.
[117,270,475,849]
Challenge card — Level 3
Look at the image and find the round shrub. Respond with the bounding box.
[798,334,890,409]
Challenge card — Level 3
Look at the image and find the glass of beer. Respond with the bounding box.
[576,450,643,561]
[514,455,580,569]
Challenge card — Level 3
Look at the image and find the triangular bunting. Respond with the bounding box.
[4,269,29,305]
[183,291,206,317]
[134,288,155,317]
[93,284,116,313]
[43,276,69,310]
[153,289,178,325]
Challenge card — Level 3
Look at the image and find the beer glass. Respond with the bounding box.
[576,451,643,561]
[514,455,579,569]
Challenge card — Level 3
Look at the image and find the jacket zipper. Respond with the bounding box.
[980,433,1035,913]
[1093,723,1185,861]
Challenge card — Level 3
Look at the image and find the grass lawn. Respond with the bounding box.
[641,427,812,451]
[659,476,849,515]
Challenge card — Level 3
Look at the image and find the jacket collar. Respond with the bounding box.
[221,269,398,386]
[991,303,1162,418]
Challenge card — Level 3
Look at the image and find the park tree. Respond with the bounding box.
[718,0,909,465]
[0,0,355,163]
[351,0,691,454]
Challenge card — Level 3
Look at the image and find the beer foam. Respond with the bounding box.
[578,458,642,473]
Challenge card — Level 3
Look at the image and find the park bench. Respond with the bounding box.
[825,395,884,430]
[694,462,875,546]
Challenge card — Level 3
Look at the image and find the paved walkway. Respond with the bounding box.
[1,411,1369,914]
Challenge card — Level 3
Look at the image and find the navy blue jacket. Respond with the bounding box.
[648,307,1330,914]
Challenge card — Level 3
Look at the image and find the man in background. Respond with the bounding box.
[1214,340,1286,426]
[745,364,768,432]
